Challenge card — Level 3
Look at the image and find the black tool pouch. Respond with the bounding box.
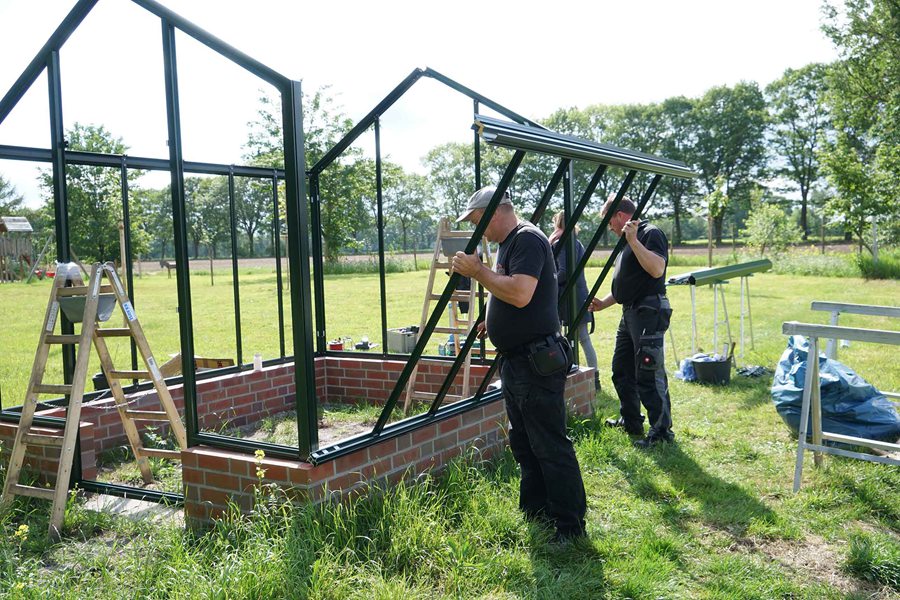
[527,334,574,376]
[637,333,664,375]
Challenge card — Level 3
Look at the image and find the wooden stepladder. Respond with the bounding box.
[1,262,187,538]
[403,218,492,414]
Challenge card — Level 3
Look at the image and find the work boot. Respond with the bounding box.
[604,417,644,437]
[633,430,675,449]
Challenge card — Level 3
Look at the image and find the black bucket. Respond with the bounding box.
[692,359,731,385]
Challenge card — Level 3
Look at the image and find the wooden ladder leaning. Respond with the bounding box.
[403,218,492,414]
[0,262,187,539]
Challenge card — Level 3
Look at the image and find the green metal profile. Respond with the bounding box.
[281,80,318,456]
[667,259,772,287]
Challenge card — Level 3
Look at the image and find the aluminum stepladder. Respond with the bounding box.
[1,262,187,539]
[402,218,492,414]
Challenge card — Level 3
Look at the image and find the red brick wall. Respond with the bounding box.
[0,420,96,485]
[181,366,595,527]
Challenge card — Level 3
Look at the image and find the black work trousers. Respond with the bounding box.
[500,353,586,537]
[611,294,673,438]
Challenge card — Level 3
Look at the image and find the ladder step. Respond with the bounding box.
[107,370,151,380]
[125,410,170,421]
[441,232,473,239]
[96,328,132,337]
[140,448,181,460]
[434,261,451,269]
[22,433,64,447]
[45,334,81,345]
[32,384,72,395]
[433,326,468,334]
[57,285,115,297]
[430,293,484,302]
[11,484,55,500]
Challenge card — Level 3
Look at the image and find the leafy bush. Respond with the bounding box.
[743,202,802,256]
[857,247,900,280]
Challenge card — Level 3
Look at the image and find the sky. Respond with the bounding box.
[0,0,839,209]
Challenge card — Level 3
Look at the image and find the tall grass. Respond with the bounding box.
[857,247,900,280]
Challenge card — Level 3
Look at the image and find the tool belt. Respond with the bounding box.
[504,333,574,376]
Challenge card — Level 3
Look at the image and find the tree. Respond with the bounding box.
[0,174,25,215]
[244,87,374,263]
[743,191,802,256]
[689,82,768,243]
[656,97,700,245]
[39,123,143,262]
[384,171,433,266]
[819,0,900,254]
[703,178,729,267]
[765,63,830,239]
[130,187,173,260]
[234,177,273,257]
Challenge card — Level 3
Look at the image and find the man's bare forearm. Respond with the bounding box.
[629,239,666,278]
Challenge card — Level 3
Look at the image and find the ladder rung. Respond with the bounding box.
[57,285,115,297]
[430,293,484,302]
[11,484,55,500]
[32,384,72,395]
[433,326,468,334]
[45,334,81,345]
[140,448,181,460]
[125,410,169,421]
[434,261,451,269]
[96,328,132,337]
[22,433,64,447]
[107,370,151,379]
[441,232,472,239]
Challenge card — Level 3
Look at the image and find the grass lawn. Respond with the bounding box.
[0,261,898,598]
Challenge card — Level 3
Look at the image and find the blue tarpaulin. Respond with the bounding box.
[772,335,900,442]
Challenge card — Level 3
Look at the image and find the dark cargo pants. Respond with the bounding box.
[500,353,586,537]
[611,294,674,439]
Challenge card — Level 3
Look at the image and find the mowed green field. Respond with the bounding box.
[1,263,898,409]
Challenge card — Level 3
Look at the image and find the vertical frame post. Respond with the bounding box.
[161,20,198,444]
[375,116,388,353]
[271,172,286,358]
[281,80,317,456]
[228,168,243,366]
[309,174,327,354]
[120,157,139,374]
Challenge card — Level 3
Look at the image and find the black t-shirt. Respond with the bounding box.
[486,222,560,352]
[611,220,668,306]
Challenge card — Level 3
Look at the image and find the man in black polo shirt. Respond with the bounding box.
[589,196,674,448]
[452,186,586,542]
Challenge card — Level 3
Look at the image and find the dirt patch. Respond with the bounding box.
[728,533,893,598]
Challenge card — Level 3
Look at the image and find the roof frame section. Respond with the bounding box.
[308,67,545,176]
[474,114,697,180]
[0,0,291,128]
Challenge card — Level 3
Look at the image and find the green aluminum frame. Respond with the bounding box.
[0,0,697,499]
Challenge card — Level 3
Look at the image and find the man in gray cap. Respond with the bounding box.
[452,186,587,543]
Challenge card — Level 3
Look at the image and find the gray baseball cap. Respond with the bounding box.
[456,186,511,223]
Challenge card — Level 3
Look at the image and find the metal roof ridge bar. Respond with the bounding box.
[131,0,290,88]
[423,67,545,129]
[0,0,99,125]
[477,114,686,169]
[475,115,696,179]
[308,68,427,175]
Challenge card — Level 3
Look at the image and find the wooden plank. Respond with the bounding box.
[140,448,181,460]
[821,432,900,454]
[95,328,132,337]
[810,301,900,319]
[22,433,64,447]
[782,322,900,346]
[107,370,151,379]
[45,334,80,345]
[56,284,114,297]
[32,384,72,395]
[433,326,467,334]
[124,410,169,421]
[11,484,55,500]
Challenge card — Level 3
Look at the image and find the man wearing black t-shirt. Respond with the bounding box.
[452,186,586,542]
[589,196,675,448]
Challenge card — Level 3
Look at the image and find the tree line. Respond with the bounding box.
[0,0,895,264]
